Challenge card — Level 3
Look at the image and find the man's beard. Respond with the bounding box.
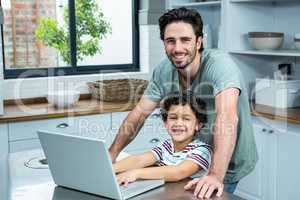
[167,47,198,71]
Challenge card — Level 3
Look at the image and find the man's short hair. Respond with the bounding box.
[159,7,204,52]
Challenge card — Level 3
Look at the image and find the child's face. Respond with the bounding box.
[164,104,201,143]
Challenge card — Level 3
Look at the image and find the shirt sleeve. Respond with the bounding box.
[186,145,212,171]
[151,143,164,162]
[209,53,242,96]
[143,60,168,102]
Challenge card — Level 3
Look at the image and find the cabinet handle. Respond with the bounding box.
[268,130,274,134]
[262,128,267,132]
[56,123,69,128]
[149,138,160,143]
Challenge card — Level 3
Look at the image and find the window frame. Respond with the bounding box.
[2,0,140,79]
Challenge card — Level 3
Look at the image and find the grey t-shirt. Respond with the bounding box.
[144,49,258,183]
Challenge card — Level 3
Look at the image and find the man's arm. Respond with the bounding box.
[184,88,239,198]
[210,87,239,180]
[109,96,159,162]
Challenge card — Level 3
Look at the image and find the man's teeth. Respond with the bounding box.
[174,55,185,59]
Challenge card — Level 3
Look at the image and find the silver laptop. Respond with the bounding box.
[37,130,164,200]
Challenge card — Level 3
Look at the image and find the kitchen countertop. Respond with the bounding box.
[11,179,244,200]
[0,96,135,123]
[0,96,299,125]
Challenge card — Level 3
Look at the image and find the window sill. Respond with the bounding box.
[3,71,150,100]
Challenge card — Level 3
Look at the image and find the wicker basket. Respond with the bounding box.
[87,79,148,102]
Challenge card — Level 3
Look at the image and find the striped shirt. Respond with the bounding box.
[151,139,212,178]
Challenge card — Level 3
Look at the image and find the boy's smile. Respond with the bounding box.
[165,104,201,151]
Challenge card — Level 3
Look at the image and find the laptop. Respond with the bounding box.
[37,129,164,200]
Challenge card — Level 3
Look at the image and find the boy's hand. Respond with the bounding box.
[116,169,140,186]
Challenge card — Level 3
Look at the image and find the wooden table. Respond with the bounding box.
[11,179,244,200]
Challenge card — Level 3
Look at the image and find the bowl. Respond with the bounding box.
[248,32,284,50]
[47,90,80,108]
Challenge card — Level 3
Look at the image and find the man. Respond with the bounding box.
[109,7,258,199]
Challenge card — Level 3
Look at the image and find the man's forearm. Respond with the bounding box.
[210,114,238,181]
[109,112,146,159]
[109,96,159,162]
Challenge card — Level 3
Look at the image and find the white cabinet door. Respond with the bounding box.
[0,123,9,200]
[274,129,300,200]
[8,113,111,152]
[74,113,112,147]
[235,123,267,200]
[8,117,72,141]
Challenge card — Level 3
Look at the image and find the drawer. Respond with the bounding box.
[123,131,161,153]
[75,113,111,141]
[111,110,163,134]
[8,118,72,141]
[111,110,169,153]
[9,139,41,153]
[8,114,111,142]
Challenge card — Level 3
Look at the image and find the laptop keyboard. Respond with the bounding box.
[120,181,152,194]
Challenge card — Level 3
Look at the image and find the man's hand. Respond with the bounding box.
[184,173,224,199]
[116,169,140,186]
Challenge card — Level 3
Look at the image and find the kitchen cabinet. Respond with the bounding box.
[273,125,300,199]
[0,123,9,200]
[168,0,300,55]
[111,110,170,154]
[224,0,300,56]
[8,113,111,152]
[168,0,300,99]
[234,118,269,200]
[235,117,300,200]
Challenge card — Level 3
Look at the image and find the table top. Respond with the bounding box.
[11,179,244,200]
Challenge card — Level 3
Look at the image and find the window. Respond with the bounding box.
[1,0,139,79]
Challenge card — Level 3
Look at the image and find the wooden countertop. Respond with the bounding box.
[0,96,299,125]
[0,96,135,123]
[251,103,300,125]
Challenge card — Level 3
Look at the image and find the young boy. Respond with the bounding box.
[113,92,212,186]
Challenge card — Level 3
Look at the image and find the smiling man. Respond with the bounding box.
[109,7,258,198]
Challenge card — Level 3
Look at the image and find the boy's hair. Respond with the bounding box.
[158,7,204,52]
[161,91,207,125]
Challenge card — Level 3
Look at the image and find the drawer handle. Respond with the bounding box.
[56,123,69,128]
[262,128,267,132]
[268,130,274,134]
[150,138,160,143]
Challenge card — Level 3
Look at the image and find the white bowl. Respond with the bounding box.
[47,90,80,108]
[248,32,284,50]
